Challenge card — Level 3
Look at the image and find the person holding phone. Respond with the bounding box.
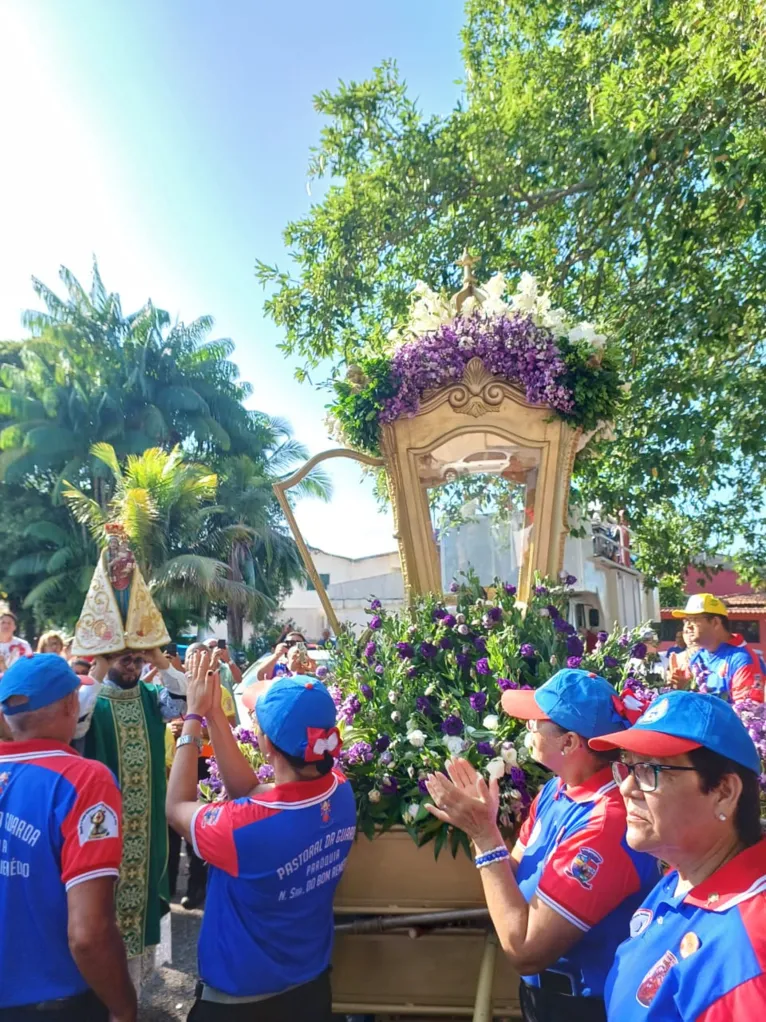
[255,632,315,682]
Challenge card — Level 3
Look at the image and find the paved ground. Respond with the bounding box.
[139,900,202,1021]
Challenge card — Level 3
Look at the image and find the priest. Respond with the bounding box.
[71,524,187,987]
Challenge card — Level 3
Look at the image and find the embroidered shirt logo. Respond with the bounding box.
[320,799,332,826]
[201,805,223,828]
[565,846,603,889]
[78,802,119,845]
[630,908,653,938]
[636,950,678,1007]
[0,771,10,798]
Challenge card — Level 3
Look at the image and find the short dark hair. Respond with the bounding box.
[701,613,730,632]
[272,742,334,777]
[688,746,762,846]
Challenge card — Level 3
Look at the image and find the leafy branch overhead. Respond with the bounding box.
[256,1,766,584]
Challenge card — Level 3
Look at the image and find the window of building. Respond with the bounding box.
[307,573,330,592]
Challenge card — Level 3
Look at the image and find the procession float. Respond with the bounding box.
[212,255,662,1018]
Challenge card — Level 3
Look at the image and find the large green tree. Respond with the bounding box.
[257,0,766,584]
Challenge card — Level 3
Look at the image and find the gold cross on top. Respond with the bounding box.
[456,248,478,286]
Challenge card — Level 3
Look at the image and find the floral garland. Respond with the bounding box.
[201,573,665,856]
[328,273,623,457]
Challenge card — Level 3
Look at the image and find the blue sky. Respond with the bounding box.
[0,0,465,557]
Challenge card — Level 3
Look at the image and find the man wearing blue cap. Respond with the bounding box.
[0,655,136,1022]
[426,668,660,1022]
[166,651,356,1020]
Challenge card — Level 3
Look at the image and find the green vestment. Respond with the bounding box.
[83,681,169,958]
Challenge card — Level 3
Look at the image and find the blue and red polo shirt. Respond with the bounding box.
[0,738,122,1009]
[605,838,766,1019]
[689,642,764,703]
[191,766,356,998]
[515,766,660,997]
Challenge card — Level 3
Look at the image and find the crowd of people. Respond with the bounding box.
[0,587,765,1021]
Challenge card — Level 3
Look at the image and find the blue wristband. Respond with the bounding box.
[475,846,510,869]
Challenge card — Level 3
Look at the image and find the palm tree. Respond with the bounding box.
[0,260,266,494]
[62,443,250,618]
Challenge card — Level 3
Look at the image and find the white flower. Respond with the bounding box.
[483,714,500,731]
[538,608,550,617]
[487,758,506,782]
[368,789,381,803]
[444,735,466,756]
[388,690,397,704]
[456,613,466,624]
[424,683,436,696]
[406,717,418,732]
[404,802,421,822]
[407,765,416,778]
[568,321,607,348]
[408,729,427,748]
[508,788,522,800]
[501,745,518,766]
[457,624,469,636]
[391,711,401,723]
[408,624,418,636]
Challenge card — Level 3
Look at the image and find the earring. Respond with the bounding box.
[718,813,727,821]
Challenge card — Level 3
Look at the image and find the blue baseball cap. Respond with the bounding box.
[501,668,630,739]
[255,676,340,762]
[589,691,761,774]
[0,654,81,716]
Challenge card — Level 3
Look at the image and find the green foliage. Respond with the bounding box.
[258,2,766,581]
[328,354,396,454]
[657,574,687,610]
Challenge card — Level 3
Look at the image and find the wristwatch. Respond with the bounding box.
[176,734,203,752]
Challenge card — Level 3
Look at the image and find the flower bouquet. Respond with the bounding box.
[202,573,662,858]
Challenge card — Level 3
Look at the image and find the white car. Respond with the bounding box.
[442,449,512,482]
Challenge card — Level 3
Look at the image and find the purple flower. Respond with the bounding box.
[486,606,503,624]
[566,635,584,658]
[546,604,560,620]
[520,644,536,658]
[442,613,457,629]
[441,715,464,736]
[630,643,648,660]
[232,727,258,747]
[407,666,418,678]
[597,631,609,644]
[379,750,393,765]
[418,778,429,794]
[360,683,373,699]
[433,607,447,621]
[381,776,398,794]
[369,599,382,611]
[369,616,382,630]
[375,663,385,675]
[470,691,488,711]
[504,583,517,595]
[603,656,620,668]
[475,658,491,676]
[256,764,275,783]
[474,637,487,654]
[618,634,631,648]
[347,741,374,765]
[415,696,433,716]
[565,574,577,587]
[456,652,470,669]
[439,636,453,650]
[497,677,518,691]
[396,641,415,659]
[553,616,570,633]
[339,695,362,724]
[365,641,377,659]
[327,683,343,708]
[420,641,438,659]
[567,656,583,668]
[509,765,526,786]
[534,585,549,596]
[449,581,459,593]
[314,665,329,680]
[476,741,495,756]
[375,734,391,752]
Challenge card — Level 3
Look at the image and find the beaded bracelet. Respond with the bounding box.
[475,846,510,869]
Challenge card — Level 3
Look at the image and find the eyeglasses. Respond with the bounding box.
[525,719,565,735]
[612,760,698,793]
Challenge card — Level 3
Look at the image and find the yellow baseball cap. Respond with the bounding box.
[670,593,728,619]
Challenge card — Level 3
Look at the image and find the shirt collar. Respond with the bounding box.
[249,770,337,808]
[683,838,766,912]
[554,765,617,803]
[0,737,79,759]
